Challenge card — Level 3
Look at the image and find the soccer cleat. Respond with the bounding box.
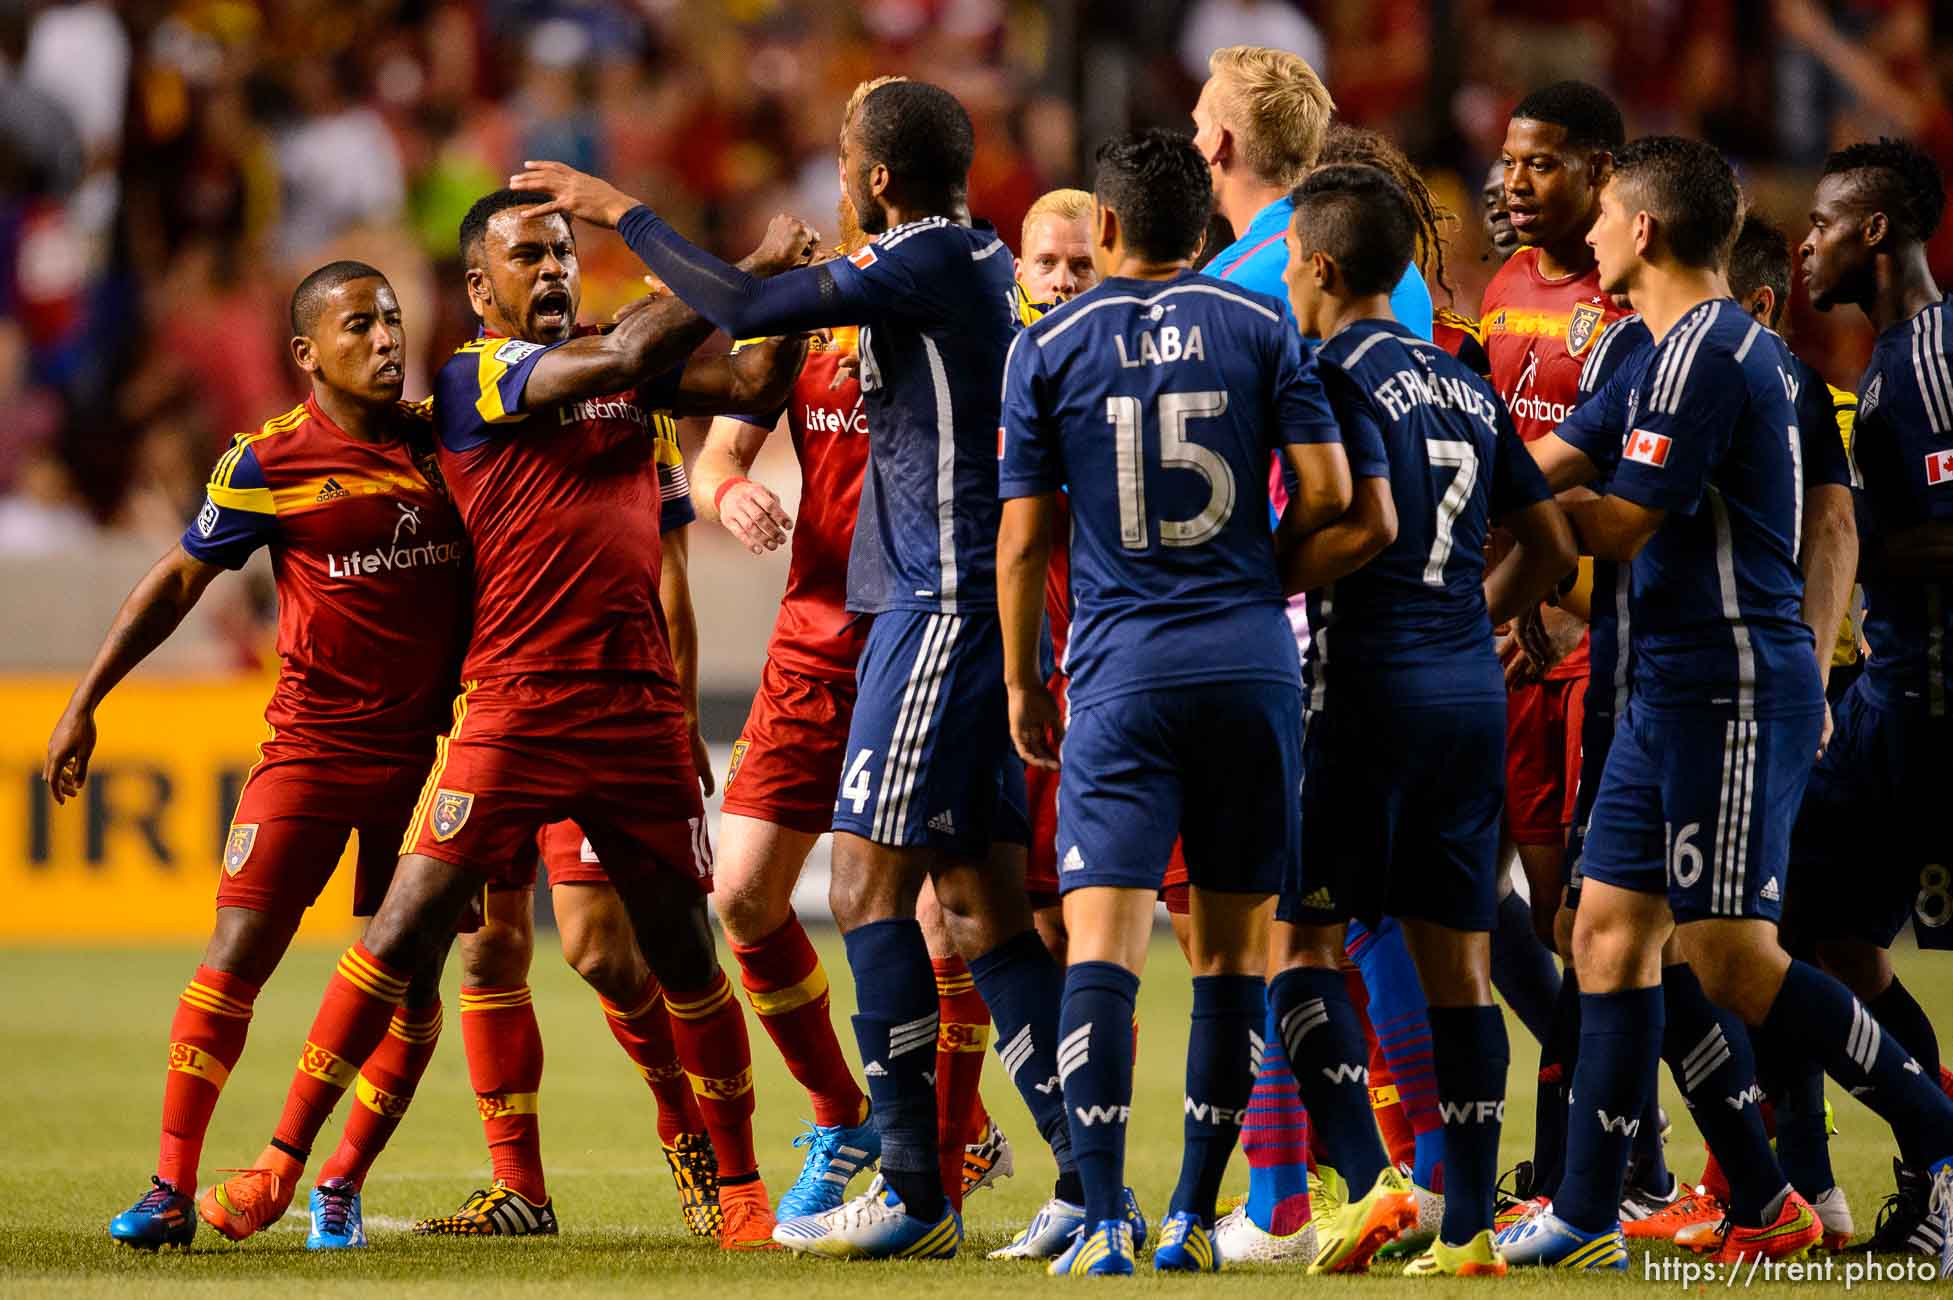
[1151,1210,1219,1272]
[1375,1174,1442,1259]
[961,1117,1014,1201]
[1620,1171,1683,1221]
[198,1147,302,1242]
[1120,1185,1149,1250]
[1808,1185,1854,1253]
[777,1118,880,1220]
[306,1177,366,1250]
[662,1132,722,1238]
[1864,1159,1945,1257]
[1931,1159,1952,1279]
[1310,1165,1345,1218]
[988,1187,1147,1259]
[1624,1188,1723,1240]
[719,1178,781,1250]
[1493,1206,1628,1270]
[1693,1189,1822,1264]
[1307,1166,1420,1275]
[772,1174,960,1259]
[410,1182,558,1236]
[1212,1203,1317,1264]
[1404,1229,1509,1277]
[1049,1219,1135,1276]
[1495,1195,1549,1233]
[1492,1162,1543,1232]
[109,1176,195,1250]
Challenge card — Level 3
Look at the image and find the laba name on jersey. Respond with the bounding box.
[1114,324,1205,369]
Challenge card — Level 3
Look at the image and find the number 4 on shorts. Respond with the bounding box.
[840,748,875,815]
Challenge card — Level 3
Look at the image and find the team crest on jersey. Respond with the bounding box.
[431,789,475,841]
[1566,302,1606,356]
[724,739,750,790]
[224,824,258,875]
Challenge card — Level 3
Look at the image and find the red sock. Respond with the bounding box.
[665,970,759,1179]
[460,985,546,1203]
[1698,1146,1730,1203]
[1369,1039,1416,1171]
[273,944,408,1158]
[733,917,865,1129]
[933,955,990,1211]
[318,1001,443,1189]
[158,965,258,1191]
[600,974,704,1143]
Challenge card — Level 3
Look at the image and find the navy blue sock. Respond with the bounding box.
[1269,965,1387,1193]
[1659,965,1784,1226]
[1058,961,1139,1226]
[1490,892,1561,1046]
[843,919,943,1218]
[1171,974,1262,1225]
[1751,1021,1835,1200]
[969,929,1074,1172]
[1556,986,1662,1234]
[1532,968,1579,1199]
[1626,1094,1673,1197]
[1762,959,1953,1169]
[1428,1005,1507,1243]
[1868,977,1941,1080]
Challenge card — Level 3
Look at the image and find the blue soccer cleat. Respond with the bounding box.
[1494,1205,1628,1270]
[306,1177,367,1250]
[1050,1219,1135,1276]
[771,1173,960,1259]
[776,1116,881,1220]
[1121,1185,1149,1250]
[109,1176,196,1250]
[990,1187,1148,1259]
[1151,1210,1219,1272]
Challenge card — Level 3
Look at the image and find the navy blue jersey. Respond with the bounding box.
[997,270,1337,709]
[1604,299,1820,718]
[1853,299,1953,714]
[1302,319,1553,706]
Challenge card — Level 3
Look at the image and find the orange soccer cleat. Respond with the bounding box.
[1625,1188,1725,1240]
[719,1178,782,1250]
[1678,1190,1823,1264]
[198,1146,303,1241]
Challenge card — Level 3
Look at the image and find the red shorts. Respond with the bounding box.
[218,751,429,919]
[719,659,856,836]
[1160,845,1190,914]
[505,816,714,891]
[1504,676,1586,846]
[404,675,709,892]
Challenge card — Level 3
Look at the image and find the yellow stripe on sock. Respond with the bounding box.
[355,1073,415,1118]
[744,963,828,1017]
[167,1041,231,1089]
[635,1060,686,1085]
[1368,1084,1401,1109]
[937,1021,990,1053]
[387,1008,443,1044]
[475,1090,539,1119]
[180,984,253,1019]
[297,1040,359,1089]
[602,986,663,1022]
[687,1067,753,1101]
[933,973,975,996]
[458,986,533,1013]
[664,976,733,1020]
[337,948,409,1000]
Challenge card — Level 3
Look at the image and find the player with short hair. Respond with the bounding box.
[1016,188,1097,311]
[997,127,1350,1277]
[1484,160,1520,266]
[53,261,467,1252]
[1795,136,1953,1259]
[513,79,1093,1261]
[193,190,817,1252]
[1272,163,1575,1277]
[1497,134,1953,1270]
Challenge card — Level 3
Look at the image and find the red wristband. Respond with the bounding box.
[714,476,751,512]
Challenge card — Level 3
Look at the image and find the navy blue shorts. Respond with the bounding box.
[832,610,1027,856]
[1787,681,1953,949]
[1582,702,1821,925]
[1562,704,1618,912]
[1279,687,1505,932]
[1056,680,1301,896]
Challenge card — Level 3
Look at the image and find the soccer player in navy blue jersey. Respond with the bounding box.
[511,80,1084,1261]
[996,129,1351,1277]
[1263,164,1574,1278]
[1498,135,1953,1272]
[1796,137,1953,1261]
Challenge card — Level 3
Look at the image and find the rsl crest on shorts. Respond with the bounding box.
[223,824,258,875]
[431,789,474,841]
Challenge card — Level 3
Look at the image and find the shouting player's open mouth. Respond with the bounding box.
[532,287,572,333]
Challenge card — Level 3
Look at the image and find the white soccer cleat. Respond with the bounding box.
[770,1174,960,1260]
[1212,1202,1318,1264]
[988,1196,1086,1259]
[1809,1184,1854,1253]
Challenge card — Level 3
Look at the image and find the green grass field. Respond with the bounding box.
[2,935,1947,1297]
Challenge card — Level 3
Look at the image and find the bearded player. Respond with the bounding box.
[194,194,817,1251]
[52,263,468,1251]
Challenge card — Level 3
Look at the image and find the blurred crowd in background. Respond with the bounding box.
[3,0,1950,613]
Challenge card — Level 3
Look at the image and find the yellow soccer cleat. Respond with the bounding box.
[1308,1166,1419,1275]
[1404,1229,1510,1277]
[662,1132,722,1238]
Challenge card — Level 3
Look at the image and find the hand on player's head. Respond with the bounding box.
[508,160,640,230]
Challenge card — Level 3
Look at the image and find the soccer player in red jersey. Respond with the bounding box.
[47,262,468,1252]
[196,194,817,1251]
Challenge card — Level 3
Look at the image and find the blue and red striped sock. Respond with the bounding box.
[1242,998,1313,1234]
[1354,920,1444,1188]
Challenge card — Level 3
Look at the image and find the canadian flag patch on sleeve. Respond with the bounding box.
[1924,450,1953,485]
[1625,430,1672,467]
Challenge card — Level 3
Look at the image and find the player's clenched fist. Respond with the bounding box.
[750,214,822,276]
[508,160,642,229]
[1008,682,1063,772]
[716,479,793,555]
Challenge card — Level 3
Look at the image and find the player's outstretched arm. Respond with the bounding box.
[694,414,792,555]
[1280,474,1398,597]
[997,493,1062,771]
[45,544,222,804]
[669,334,810,420]
[1486,499,1579,627]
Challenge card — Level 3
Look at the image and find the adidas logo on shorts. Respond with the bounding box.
[1759,877,1780,902]
[1061,846,1084,873]
[1300,886,1333,910]
[864,1060,887,1077]
[928,810,956,834]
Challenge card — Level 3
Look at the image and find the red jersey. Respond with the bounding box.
[746,328,870,681]
[1481,250,1628,682]
[181,396,469,760]
[431,331,686,683]
[1433,307,1491,379]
